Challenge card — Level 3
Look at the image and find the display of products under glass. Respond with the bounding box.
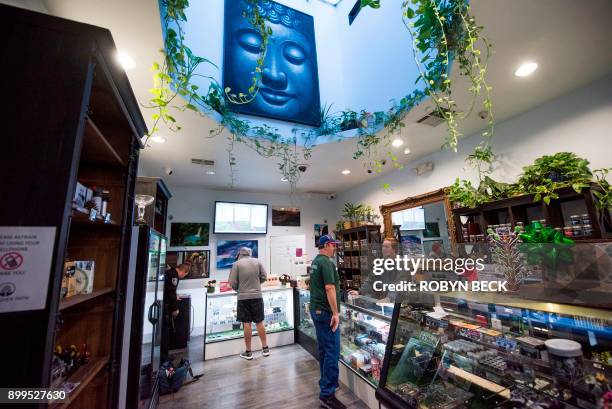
[205,287,294,343]
[297,289,316,340]
[380,293,612,409]
[339,295,394,387]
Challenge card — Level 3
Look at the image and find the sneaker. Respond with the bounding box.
[239,351,253,360]
[262,346,270,357]
[319,396,346,409]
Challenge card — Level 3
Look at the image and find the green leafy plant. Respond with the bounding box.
[448,178,487,209]
[517,152,592,205]
[342,202,364,221]
[592,168,612,211]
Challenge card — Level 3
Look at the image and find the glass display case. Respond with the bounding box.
[340,295,395,387]
[295,288,319,358]
[377,292,612,409]
[204,286,294,343]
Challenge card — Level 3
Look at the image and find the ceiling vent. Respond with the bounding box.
[191,158,215,166]
[416,109,454,127]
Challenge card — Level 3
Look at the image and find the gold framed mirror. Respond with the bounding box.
[379,188,456,256]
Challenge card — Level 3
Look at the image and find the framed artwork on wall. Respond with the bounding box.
[223,0,321,126]
[169,222,210,247]
[216,239,259,269]
[164,250,211,280]
[272,207,301,226]
[314,223,328,246]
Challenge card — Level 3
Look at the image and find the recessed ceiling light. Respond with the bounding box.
[341,169,351,175]
[514,62,538,77]
[281,177,289,182]
[318,0,342,5]
[117,51,136,70]
[392,138,404,148]
[151,135,166,144]
[205,170,215,175]
[404,147,411,155]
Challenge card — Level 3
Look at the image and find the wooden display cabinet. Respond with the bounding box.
[0,5,146,409]
[336,225,382,291]
[452,185,612,243]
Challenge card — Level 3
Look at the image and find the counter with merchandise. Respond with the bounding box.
[296,288,396,408]
[203,286,294,360]
[376,292,612,409]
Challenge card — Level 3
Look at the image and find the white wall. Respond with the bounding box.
[144,187,337,336]
[335,74,612,219]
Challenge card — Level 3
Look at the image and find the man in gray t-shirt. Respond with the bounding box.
[228,247,269,360]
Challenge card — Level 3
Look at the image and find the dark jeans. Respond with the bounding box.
[310,309,340,399]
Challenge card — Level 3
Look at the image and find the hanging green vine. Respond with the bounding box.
[145,0,494,191]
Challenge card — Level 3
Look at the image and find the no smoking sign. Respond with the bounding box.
[0,252,24,270]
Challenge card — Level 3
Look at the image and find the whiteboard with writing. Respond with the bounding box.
[269,235,307,278]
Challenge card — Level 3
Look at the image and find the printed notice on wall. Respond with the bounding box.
[0,227,56,313]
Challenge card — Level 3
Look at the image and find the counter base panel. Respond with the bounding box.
[339,360,378,409]
[296,329,319,360]
[204,330,294,360]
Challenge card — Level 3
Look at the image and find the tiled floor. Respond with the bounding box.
[158,339,369,409]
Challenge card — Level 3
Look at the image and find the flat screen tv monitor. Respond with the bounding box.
[392,206,425,231]
[214,201,268,234]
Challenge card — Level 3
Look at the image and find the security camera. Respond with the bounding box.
[164,167,174,176]
[298,164,308,173]
[327,194,336,200]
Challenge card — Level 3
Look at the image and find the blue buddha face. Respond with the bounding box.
[223,0,321,126]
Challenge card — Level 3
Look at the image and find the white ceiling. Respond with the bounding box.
[41,0,612,194]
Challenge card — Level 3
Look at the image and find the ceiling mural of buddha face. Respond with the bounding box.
[223,0,321,126]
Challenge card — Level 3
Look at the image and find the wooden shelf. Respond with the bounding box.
[81,118,125,167]
[51,357,109,409]
[59,287,114,311]
[70,208,119,227]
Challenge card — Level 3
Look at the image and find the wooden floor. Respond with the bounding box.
[158,340,369,409]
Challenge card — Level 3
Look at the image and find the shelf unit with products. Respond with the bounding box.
[336,225,382,291]
[376,292,612,409]
[452,185,612,244]
[203,287,295,360]
[0,5,146,408]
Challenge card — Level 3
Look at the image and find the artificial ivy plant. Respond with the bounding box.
[146,0,494,191]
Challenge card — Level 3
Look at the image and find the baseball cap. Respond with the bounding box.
[318,234,341,247]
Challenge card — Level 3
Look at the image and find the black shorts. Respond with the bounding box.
[237,298,264,323]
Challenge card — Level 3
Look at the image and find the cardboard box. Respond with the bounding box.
[74,261,95,294]
[64,261,77,298]
[62,262,76,298]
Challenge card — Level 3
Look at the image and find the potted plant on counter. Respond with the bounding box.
[205,280,216,293]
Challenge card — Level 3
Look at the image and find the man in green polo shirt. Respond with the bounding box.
[310,234,346,409]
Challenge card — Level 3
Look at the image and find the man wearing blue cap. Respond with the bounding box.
[310,234,346,409]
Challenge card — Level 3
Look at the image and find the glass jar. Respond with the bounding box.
[545,339,583,386]
[582,224,593,236]
[570,215,581,226]
[572,226,583,238]
[580,214,590,225]
[563,227,573,238]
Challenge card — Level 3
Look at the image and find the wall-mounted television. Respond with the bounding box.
[213,201,268,234]
[392,206,425,231]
